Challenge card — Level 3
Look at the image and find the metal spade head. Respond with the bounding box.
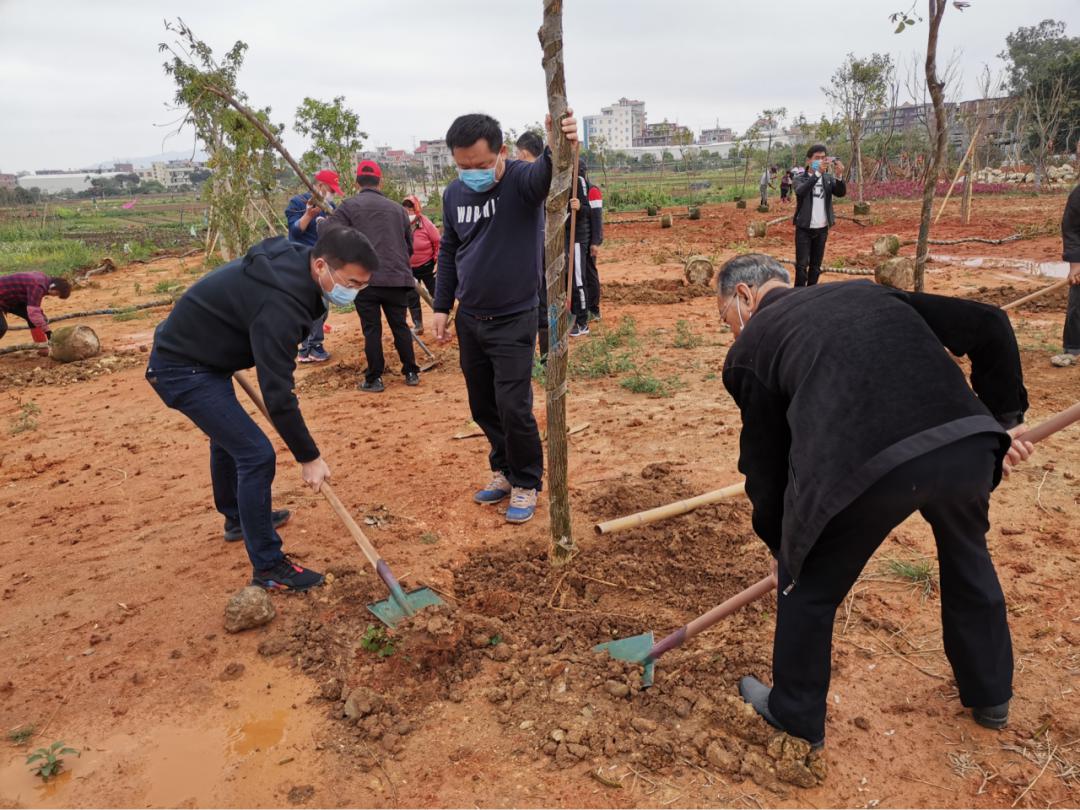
[593,631,659,688]
[367,586,444,628]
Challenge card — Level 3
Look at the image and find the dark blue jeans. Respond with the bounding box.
[145,351,283,570]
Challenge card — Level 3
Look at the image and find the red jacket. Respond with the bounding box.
[404,195,440,268]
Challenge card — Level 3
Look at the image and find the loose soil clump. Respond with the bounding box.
[605,279,717,306]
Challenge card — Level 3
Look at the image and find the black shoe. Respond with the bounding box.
[972,701,1009,730]
[224,509,291,543]
[738,676,824,749]
[251,555,324,592]
[359,377,385,393]
[404,372,420,386]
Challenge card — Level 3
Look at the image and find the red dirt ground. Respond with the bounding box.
[1,196,1077,808]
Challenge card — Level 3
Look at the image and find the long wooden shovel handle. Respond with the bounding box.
[1022,401,1080,444]
[595,481,746,535]
[233,370,383,571]
[1001,277,1069,311]
[647,573,777,662]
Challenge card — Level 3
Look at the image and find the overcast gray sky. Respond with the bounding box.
[1,0,1077,172]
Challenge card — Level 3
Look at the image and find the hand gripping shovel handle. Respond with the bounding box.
[232,370,416,618]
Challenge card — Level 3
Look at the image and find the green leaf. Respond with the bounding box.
[26,754,44,763]
[895,21,906,33]
[60,748,79,755]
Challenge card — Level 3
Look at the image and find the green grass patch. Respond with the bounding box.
[569,316,638,379]
[0,238,94,276]
[9,402,40,435]
[7,725,35,745]
[672,319,703,349]
[620,369,682,397]
[360,625,396,658]
[883,557,937,598]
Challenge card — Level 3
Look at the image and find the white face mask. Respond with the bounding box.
[735,298,746,330]
[408,214,417,223]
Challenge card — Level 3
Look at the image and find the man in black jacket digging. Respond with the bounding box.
[792,144,845,287]
[147,228,377,592]
[716,253,1034,747]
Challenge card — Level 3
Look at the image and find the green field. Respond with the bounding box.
[0,193,210,276]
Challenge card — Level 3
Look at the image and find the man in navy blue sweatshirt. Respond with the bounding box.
[433,110,578,524]
[285,169,341,363]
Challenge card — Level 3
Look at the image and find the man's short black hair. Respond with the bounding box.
[446,113,503,153]
[806,144,828,159]
[515,131,544,158]
[402,198,415,210]
[47,277,72,299]
[356,174,380,189]
[313,226,379,274]
[578,157,588,179]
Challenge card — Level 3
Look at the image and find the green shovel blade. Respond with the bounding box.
[593,631,658,687]
[367,587,444,628]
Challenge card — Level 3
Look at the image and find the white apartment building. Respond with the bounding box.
[415,140,456,176]
[583,98,646,150]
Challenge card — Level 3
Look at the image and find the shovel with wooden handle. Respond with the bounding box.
[594,401,1080,687]
[232,370,443,627]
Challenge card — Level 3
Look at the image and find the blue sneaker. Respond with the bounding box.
[474,472,511,504]
[505,487,538,524]
[308,345,330,362]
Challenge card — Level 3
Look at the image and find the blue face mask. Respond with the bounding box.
[457,155,501,192]
[319,264,359,307]
[810,160,822,171]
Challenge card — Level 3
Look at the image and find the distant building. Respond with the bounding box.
[0,173,17,190]
[113,162,135,173]
[862,97,1017,151]
[414,140,456,176]
[634,120,694,148]
[137,160,205,189]
[699,127,735,144]
[17,172,123,195]
[583,98,646,151]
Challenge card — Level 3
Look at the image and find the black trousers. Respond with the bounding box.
[585,248,601,315]
[794,225,829,286]
[1064,282,1080,354]
[406,260,437,327]
[354,286,418,382]
[457,308,543,491]
[768,433,1013,743]
[780,186,791,201]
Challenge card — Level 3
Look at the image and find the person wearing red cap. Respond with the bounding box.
[286,169,341,363]
[402,194,440,334]
[321,161,420,392]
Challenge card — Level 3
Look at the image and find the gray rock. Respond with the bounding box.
[1051,353,1076,368]
[875,256,915,291]
[605,680,630,698]
[224,586,275,633]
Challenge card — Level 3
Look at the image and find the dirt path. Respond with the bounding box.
[1,197,1077,808]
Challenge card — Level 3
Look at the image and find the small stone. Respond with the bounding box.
[875,256,915,290]
[853,716,871,731]
[344,686,383,720]
[224,586,275,633]
[1051,353,1076,367]
[605,680,630,698]
[486,687,507,704]
[319,678,343,701]
[630,717,657,734]
[567,743,590,759]
[706,741,740,773]
[490,644,512,662]
[471,632,491,648]
[519,720,535,730]
[872,235,901,257]
[257,637,288,657]
[286,785,315,805]
[550,729,566,743]
[541,741,557,756]
[219,662,245,681]
[394,721,412,736]
[776,758,817,788]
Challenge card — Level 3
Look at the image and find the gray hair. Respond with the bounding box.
[716,253,790,298]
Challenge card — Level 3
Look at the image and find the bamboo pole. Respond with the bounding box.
[1001,278,1069,311]
[934,123,981,226]
[539,0,575,566]
[594,481,746,535]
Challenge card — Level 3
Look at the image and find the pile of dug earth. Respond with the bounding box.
[258,464,825,795]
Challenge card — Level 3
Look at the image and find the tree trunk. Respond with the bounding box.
[960,137,975,225]
[538,0,575,566]
[913,0,948,292]
[854,136,864,203]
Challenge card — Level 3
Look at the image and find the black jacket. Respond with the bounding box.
[1062,184,1080,262]
[152,237,325,463]
[792,170,846,229]
[322,189,414,287]
[723,281,1027,584]
[567,175,590,246]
